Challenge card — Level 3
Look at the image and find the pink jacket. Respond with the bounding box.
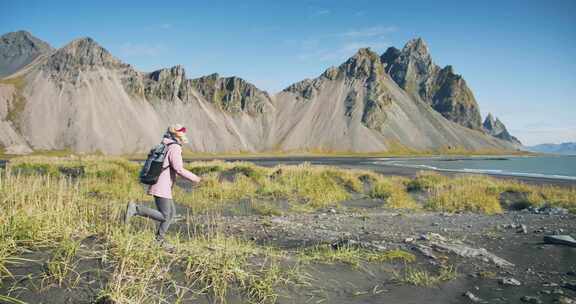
[147,137,201,199]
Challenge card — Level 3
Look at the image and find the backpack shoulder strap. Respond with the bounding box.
[162,141,181,171]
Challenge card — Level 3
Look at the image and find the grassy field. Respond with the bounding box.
[0,156,574,303]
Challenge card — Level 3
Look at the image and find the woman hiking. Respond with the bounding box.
[124,124,201,249]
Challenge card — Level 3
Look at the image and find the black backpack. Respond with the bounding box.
[139,142,179,185]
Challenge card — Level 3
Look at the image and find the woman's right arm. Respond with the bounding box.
[168,145,201,183]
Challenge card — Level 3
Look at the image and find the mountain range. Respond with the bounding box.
[0,30,520,154]
[525,142,576,155]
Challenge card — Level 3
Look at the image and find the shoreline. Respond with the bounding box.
[179,156,576,187]
[2,155,574,187]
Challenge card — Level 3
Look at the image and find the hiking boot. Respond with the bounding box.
[124,201,137,224]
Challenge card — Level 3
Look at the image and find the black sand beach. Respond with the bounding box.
[182,156,576,187]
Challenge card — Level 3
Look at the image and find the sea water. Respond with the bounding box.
[376,155,576,180]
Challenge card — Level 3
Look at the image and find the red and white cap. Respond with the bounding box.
[168,123,189,143]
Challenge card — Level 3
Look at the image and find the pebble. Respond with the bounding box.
[463,291,484,303]
[499,277,522,286]
[526,206,569,215]
[517,224,528,234]
[558,296,576,304]
[520,296,542,304]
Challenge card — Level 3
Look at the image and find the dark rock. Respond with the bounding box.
[564,282,576,291]
[414,244,437,259]
[520,296,542,304]
[428,240,514,267]
[517,224,528,234]
[544,235,576,247]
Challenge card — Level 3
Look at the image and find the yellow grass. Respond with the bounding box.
[369,175,420,210]
[1,159,302,303]
[411,171,576,214]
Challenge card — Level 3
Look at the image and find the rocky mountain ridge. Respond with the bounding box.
[0,30,53,78]
[381,38,483,130]
[0,31,518,154]
[483,114,521,145]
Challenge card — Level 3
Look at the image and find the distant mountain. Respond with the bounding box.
[526,142,576,155]
[0,31,53,77]
[483,114,521,145]
[0,31,516,154]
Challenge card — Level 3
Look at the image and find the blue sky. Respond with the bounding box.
[1,0,575,145]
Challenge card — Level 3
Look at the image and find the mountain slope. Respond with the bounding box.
[0,31,53,78]
[0,33,515,154]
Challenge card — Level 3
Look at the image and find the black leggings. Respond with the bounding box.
[134,196,176,240]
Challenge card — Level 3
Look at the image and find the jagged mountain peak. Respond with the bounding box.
[190,73,271,114]
[147,65,186,81]
[403,37,430,55]
[440,65,455,75]
[399,37,434,70]
[44,36,124,74]
[0,30,53,77]
[339,47,385,80]
[58,37,119,62]
[483,114,521,145]
[381,37,483,130]
[483,113,508,132]
[484,113,496,125]
[1,30,52,49]
[347,47,382,65]
[284,48,387,101]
